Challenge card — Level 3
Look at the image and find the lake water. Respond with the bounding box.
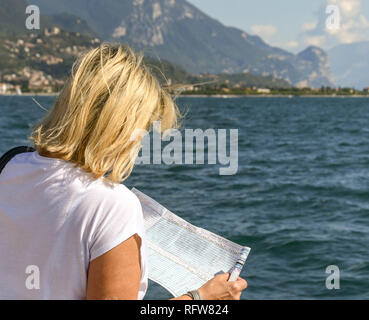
[1,95,369,299]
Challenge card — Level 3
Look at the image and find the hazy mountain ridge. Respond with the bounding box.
[296,46,334,88]
[27,0,334,87]
[328,42,369,89]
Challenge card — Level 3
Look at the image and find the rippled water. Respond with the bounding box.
[1,95,369,299]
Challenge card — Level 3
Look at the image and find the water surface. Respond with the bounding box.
[1,96,369,299]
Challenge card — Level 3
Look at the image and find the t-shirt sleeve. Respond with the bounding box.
[87,187,145,261]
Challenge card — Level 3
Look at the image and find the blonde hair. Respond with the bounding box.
[30,43,180,183]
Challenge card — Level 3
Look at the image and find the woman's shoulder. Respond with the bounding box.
[79,179,142,216]
[16,150,142,217]
[78,182,146,262]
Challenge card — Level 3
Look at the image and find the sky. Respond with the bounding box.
[187,0,369,53]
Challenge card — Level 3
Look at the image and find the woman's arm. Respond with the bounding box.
[86,233,247,300]
[86,234,142,300]
[169,295,193,300]
[86,234,193,300]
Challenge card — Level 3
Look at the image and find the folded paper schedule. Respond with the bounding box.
[131,188,251,297]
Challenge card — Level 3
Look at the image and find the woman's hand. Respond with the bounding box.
[197,273,247,300]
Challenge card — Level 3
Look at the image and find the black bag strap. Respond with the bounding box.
[0,146,36,175]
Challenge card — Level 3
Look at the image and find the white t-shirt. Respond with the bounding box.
[0,151,148,300]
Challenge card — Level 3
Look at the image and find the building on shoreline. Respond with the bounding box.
[257,88,271,94]
[0,83,22,95]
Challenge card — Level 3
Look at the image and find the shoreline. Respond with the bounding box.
[1,93,369,98]
[181,94,369,98]
[0,93,59,97]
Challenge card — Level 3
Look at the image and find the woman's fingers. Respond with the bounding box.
[230,280,245,292]
[228,277,247,300]
[235,277,247,289]
[238,278,247,290]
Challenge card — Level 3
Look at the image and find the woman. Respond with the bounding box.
[0,43,247,300]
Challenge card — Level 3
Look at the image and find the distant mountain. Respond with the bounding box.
[0,0,290,92]
[43,13,97,38]
[296,46,334,88]
[145,58,291,89]
[27,0,334,87]
[0,0,29,36]
[0,0,96,37]
[328,42,369,89]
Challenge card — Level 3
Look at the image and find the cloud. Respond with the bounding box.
[250,24,277,39]
[331,0,361,17]
[302,21,318,31]
[286,41,299,48]
[300,0,369,49]
[305,36,325,47]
